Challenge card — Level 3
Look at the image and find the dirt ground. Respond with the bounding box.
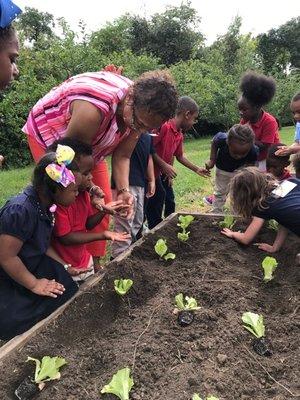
[0,215,299,400]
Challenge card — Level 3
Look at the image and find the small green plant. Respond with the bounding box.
[26,356,67,389]
[242,312,265,338]
[114,279,133,296]
[154,239,176,260]
[219,214,236,229]
[261,256,278,282]
[175,293,200,312]
[267,219,278,231]
[192,394,219,400]
[101,367,134,400]
[177,215,194,242]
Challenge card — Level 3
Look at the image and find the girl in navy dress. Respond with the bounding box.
[221,166,300,253]
[0,146,79,340]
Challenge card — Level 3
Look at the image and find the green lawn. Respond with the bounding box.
[0,126,294,210]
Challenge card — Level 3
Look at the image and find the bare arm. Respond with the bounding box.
[146,155,156,198]
[221,217,265,245]
[205,140,217,170]
[57,231,107,246]
[176,154,209,176]
[86,211,106,230]
[254,225,289,253]
[152,153,177,178]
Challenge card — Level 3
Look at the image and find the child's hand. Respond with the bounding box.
[253,242,277,253]
[275,146,293,156]
[102,200,130,215]
[205,160,214,170]
[104,231,131,241]
[221,228,235,238]
[146,180,156,198]
[196,167,210,177]
[31,278,65,298]
[161,163,177,179]
[104,64,124,75]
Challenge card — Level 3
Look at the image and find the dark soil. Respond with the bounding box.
[0,215,299,400]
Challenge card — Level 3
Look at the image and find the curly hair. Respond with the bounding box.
[229,167,277,218]
[227,124,255,145]
[133,70,178,120]
[0,25,16,50]
[240,71,276,107]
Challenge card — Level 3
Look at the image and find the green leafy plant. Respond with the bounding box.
[154,239,176,260]
[242,312,265,338]
[267,219,278,231]
[175,293,201,312]
[114,279,133,296]
[261,256,278,282]
[101,367,134,400]
[219,214,236,229]
[177,215,194,242]
[192,394,219,400]
[26,356,67,389]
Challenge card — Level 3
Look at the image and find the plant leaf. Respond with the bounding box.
[177,215,194,229]
[192,394,203,400]
[242,312,265,338]
[175,293,185,310]
[154,239,167,258]
[100,367,134,400]
[261,256,278,282]
[114,279,133,296]
[164,252,176,260]
[219,215,236,229]
[177,231,190,242]
[267,219,278,231]
[27,356,67,384]
[206,396,220,400]
[175,294,200,311]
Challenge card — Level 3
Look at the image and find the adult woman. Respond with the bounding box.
[23,69,178,258]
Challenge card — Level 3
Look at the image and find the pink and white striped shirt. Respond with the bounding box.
[23,71,133,163]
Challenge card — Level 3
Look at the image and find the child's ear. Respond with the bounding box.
[184,110,191,119]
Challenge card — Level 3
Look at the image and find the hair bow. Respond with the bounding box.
[45,145,76,188]
[0,0,22,29]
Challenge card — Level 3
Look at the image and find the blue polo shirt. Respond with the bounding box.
[214,132,258,172]
[253,178,300,236]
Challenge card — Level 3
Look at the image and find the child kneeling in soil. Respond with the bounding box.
[221,166,300,253]
[0,146,79,340]
[50,138,130,281]
[204,124,258,213]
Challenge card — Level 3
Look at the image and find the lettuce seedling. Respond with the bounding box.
[177,215,194,230]
[26,356,66,389]
[242,312,265,338]
[218,214,236,229]
[267,219,278,231]
[101,367,134,400]
[192,394,219,400]
[261,256,278,282]
[175,293,200,312]
[177,231,190,242]
[154,239,176,260]
[114,279,133,296]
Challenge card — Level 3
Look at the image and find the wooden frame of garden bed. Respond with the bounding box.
[0,212,226,362]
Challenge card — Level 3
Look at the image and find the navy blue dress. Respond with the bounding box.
[0,186,78,340]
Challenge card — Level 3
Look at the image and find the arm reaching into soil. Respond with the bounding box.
[254,225,289,253]
[221,217,265,245]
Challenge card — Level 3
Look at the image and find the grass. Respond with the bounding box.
[0,126,295,210]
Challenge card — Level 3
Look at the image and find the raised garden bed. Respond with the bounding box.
[0,214,299,400]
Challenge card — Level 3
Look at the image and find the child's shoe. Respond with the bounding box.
[203,194,215,206]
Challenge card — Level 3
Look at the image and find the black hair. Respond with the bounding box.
[227,124,255,145]
[266,143,290,172]
[240,71,276,108]
[292,153,300,177]
[32,152,79,201]
[47,138,93,157]
[267,143,288,160]
[176,96,199,115]
[0,25,16,50]
[133,70,178,120]
[292,92,300,103]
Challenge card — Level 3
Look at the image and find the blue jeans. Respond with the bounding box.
[146,175,175,229]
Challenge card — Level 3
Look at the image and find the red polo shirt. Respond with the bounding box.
[240,111,280,161]
[52,191,94,269]
[153,119,183,177]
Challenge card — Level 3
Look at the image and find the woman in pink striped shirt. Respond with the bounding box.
[23,69,177,259]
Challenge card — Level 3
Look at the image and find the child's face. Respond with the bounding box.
[228,140,252,160]
[237,97,259,122]
[291,99,300,123]
[53,173,81,207]
[76,155,94,191]
[180,111,198,132]
[0,33,19,91]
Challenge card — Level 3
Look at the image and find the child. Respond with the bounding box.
[146,96,208,229]
[111,132,155,258]
[0,146,79,340]
[266,143,291,181]
[221,166,300,253]
[0,0,22,167]
[50,138,130,280]
[275,92,300,157]
[292,152,300,179]
[238,71,280,171]
[204,124,258,213]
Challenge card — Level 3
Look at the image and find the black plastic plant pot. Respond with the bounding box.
[252,337,272,357]
[177,310,194,326]
[15,376,40,400]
